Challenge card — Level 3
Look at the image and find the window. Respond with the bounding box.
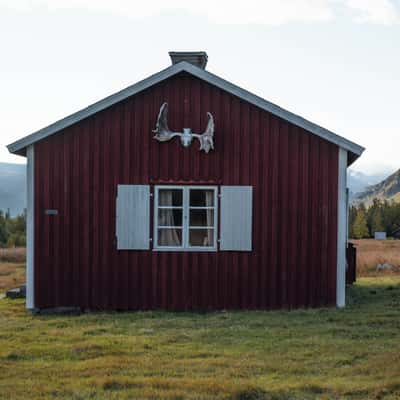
[154,186,218,251]
[116,184,252,251]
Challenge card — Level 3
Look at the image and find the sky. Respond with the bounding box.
[0,0,399,175]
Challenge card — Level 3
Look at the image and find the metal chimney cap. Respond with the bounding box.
[169,51,208,69]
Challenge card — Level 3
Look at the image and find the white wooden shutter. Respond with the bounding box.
[116,185,150,250]
[220,186,253,251]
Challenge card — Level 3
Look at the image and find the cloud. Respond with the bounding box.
[0,0,335,24]
[344,0,400,24]
[1,0,399,25]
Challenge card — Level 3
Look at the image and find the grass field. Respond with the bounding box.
[0,245,399,399]
[0,276,399,399]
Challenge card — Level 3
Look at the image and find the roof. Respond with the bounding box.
[7,61,365,162]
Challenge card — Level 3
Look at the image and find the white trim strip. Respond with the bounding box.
[7,62,364,158]
[337,147,348,308]
[26,144,35,309]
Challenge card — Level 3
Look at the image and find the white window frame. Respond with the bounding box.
[153,185,218,252]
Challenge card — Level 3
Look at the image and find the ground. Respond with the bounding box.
[0,244,400,399]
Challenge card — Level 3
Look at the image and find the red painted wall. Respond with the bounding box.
[34,71,339,310]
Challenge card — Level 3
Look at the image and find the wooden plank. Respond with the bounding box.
[259,111,269,309]
[298,130,309,308]
[320,141,329,305]
[92,116,100,308]
[220,186,253,251]
[82,121,91,308]
[269,115,279,309]
[278,121,289,308]
[116,185,150,250]
[288,126,299,308]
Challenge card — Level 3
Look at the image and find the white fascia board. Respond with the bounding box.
[337,147,348,308]
[7,61,365,157]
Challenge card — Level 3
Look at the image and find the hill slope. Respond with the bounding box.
[0,162,26,216]
[355,169,400,206]
[347,169,389,193]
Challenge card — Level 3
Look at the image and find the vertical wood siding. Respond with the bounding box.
[34,72,338,310]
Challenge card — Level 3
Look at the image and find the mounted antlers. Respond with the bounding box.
[152,102,214,153]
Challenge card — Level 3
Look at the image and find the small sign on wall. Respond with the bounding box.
[45,209,58,215]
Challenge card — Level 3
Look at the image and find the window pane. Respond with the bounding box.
[158,189,183,207]
[189,229,214,247]
[189,209,214,227]
[158,228,182,246]
[189,189,214,207]
[158,209,182,227]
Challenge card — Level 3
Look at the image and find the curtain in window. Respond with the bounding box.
[159,190,180,246]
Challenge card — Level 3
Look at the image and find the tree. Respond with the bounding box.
[367,198,384,234]
[0,223,7,246]
[0,209,26,248]
[348,205,358,239]
[353,206,369,239]
[371,211,384,233]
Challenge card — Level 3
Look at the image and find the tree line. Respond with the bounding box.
[349,199,400,239]
[0,209,26,247]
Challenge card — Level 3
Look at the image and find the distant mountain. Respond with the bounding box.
[0,162,26,216]
[347,169,389,194]
[354,169,400,207]
[347,169,390,203]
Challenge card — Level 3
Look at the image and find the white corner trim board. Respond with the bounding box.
[26,145,35,309]
[337,147,348,308]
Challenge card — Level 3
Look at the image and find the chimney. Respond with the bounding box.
[169,51,208,69]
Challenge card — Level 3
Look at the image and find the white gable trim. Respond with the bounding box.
[7,61,364,157]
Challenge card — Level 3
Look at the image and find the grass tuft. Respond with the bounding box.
[231,387,273,400]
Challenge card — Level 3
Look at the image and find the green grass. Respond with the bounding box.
[0,277,400,399]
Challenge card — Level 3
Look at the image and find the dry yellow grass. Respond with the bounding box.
[351,239,400,277]
[0,262,25,293]
[0,247,26,263]
[0,247,26,293]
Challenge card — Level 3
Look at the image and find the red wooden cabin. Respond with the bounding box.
[8,51,364,311]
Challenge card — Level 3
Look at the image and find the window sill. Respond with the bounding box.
[152,247,217,252]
